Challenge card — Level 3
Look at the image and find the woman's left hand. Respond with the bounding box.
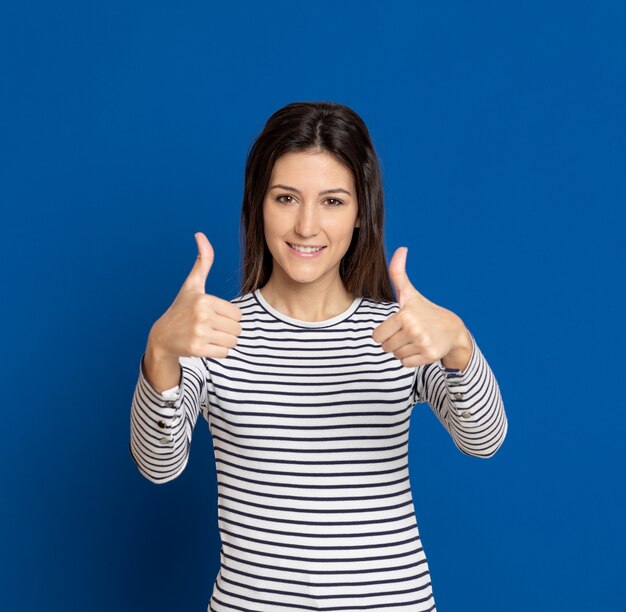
[371,247,471,369]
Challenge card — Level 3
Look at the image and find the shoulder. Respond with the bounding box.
[228,291,257,316]
[356,296,400,322]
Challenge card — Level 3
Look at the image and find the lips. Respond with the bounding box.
[286,242,326,250]
[287,242,325,249]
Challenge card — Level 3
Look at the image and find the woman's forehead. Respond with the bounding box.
[270,150,354,188]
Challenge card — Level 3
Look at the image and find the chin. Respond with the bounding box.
[285,271,324,285]
[275,261,326,284]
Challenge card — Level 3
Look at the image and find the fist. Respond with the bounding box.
[148,232,243,359]
[371,246,467,368]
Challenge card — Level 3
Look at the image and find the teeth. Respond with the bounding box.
[289,243,324,253]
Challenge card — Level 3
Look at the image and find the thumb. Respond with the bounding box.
[181,232,214,293]
[388,246,414,307]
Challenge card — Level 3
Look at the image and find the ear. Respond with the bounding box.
[355,216,360,228]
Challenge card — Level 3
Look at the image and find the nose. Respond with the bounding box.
[294,201,321,237]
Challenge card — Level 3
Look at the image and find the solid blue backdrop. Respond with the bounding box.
[1,1,624,610]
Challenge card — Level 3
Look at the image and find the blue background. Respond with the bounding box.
[2,1,624,610]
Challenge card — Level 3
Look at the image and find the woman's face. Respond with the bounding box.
[262,149,360,289]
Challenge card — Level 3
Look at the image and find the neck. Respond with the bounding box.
[259,277,355,322]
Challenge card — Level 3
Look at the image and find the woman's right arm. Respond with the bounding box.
[128,232,242,484]
[129,347,208,484]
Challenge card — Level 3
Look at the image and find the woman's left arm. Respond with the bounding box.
[416,327,509,458]
[372,246,508,458]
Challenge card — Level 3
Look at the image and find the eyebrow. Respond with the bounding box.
[269,184,352,197]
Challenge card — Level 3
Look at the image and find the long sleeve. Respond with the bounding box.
[129,353,208,483]
[412,329,508,458]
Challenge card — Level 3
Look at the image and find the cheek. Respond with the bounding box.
[262,209,277,239]
[333,216,358,239]
[264,220,283,243]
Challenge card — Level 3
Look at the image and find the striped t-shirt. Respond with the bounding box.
[129,288,508,612]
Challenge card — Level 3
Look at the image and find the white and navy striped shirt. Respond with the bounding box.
[130,288,508,612]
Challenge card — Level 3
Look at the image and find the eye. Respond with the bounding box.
[274,195,344,206]
[325,198,344,207]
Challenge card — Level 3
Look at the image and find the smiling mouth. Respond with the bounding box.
[286,242,326,252]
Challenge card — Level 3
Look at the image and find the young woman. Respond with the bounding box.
[129,101,508,612]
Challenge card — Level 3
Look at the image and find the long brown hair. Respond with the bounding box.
[238,101,395,302]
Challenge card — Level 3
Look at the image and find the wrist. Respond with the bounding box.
[441,320,472,371]
[453,322,472,353]
[146,326,176,364]
[143,335,182,393]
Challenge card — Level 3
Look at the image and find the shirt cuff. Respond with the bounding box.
[160,384,181,398]
[435,329,481,424]
[436,328,476,378]
[137,353,184,444]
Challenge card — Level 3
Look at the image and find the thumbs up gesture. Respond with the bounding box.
[147,232,243,360]
[371,247,471,369]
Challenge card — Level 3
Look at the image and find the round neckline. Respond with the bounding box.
[253,288,363,328]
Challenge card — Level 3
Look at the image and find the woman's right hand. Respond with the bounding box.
[147,232,243,360]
